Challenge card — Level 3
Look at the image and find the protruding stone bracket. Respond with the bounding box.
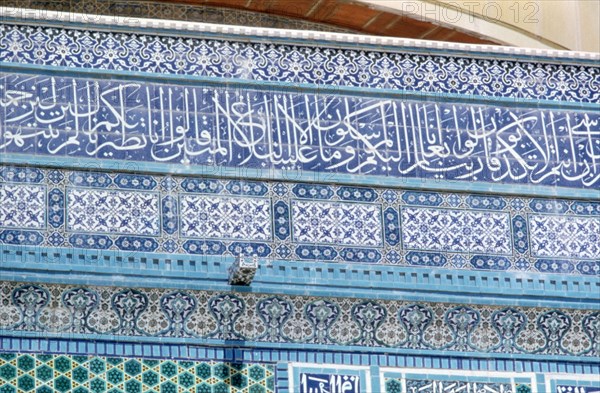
[228,255,259,286]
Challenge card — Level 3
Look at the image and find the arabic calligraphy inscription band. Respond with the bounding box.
[1,73,599,190]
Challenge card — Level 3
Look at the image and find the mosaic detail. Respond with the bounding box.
[292,200,382,246]
[405,380,512,393]
[0,24,597,104]
[0,282,597,357]
[0,184,45,230]
[401,208,512,255]
[0,352,275,393]
[385,377,530,393]
[300,373,359,393]
[529,215,600,260]
[0,165,598,274]
[2,74,599,190]
[180,195,272,241]
[67,189,160,236]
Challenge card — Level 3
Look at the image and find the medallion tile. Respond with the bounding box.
[0,167,44,183]
[470,255,512,271]
[0,281,596,357]
[0,230,44,245]
[406,251,447,267]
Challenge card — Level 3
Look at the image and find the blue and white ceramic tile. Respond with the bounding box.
[1,73,599,190]
[384,370,534,393]
[401,207,512,255]
[300,373,359,393]
[0,184,46,230]
[557,386,600,393]
[0,281,597,358]
[529,215,599,259]
[0,165,598,275]
[0,24,598,103]
[67,189,160,236]
[180,195,272,241]
[292,200,382,247]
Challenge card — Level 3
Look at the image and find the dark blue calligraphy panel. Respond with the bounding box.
[1,73,598,189]
[299,373,360,393]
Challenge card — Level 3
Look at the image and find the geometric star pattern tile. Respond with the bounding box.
[0,352,274,393]
[529,215,600,260]
[181,195,272,240]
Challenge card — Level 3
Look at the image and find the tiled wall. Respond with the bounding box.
[1,24,597,103]
[1,165,597,275]
[0,9,598,389]
[384,374,531,393]
[1,72,598,191]
[281,364,600,393]
[0,281,597,358]
[2,352,598,393]
[0,352,274,393]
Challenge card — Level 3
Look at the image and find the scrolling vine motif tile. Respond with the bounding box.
[0,24,597,103]
[0,165,598,275]
[0,281,597,358]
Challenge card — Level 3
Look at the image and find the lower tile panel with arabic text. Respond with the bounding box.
[1,352,598,393]
[0,165,598,275]
[0,281,597,358]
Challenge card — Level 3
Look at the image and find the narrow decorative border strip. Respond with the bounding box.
[1,7,598,61]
